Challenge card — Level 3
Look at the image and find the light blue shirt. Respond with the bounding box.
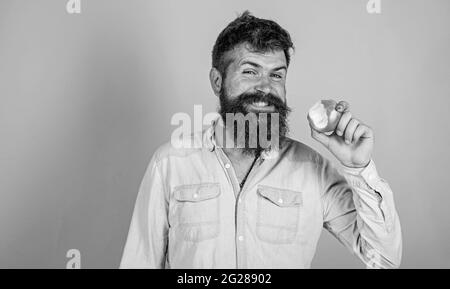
[120,116,402,268]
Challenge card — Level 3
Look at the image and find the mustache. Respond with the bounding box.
[234,92,289,112]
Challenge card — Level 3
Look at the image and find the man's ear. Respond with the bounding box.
[209,67,223,97]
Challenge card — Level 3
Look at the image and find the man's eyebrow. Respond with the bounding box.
[240,61,287,72]
[272,65,287,72]
[240,61,262,68]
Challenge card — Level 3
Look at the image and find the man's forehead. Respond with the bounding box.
[225,43,287,69]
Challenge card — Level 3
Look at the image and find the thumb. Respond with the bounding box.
[310,127,330,148]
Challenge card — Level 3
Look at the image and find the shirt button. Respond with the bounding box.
[238,198,242,203]
[278,198,283,204]
[238,235,244,241]
[193,193,198,199]
[225,163,231,169]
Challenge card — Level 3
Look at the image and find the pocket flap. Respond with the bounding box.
[173,183,221,202]
[257,185,302,207]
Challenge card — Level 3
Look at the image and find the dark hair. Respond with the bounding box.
[212,11,294,77]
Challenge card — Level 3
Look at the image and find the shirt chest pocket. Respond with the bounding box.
[256,185,303,244]
[172,183,221,242]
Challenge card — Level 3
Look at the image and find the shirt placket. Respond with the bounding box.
[213,147,262,269]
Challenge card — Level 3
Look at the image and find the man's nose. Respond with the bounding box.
[254,76,271,95]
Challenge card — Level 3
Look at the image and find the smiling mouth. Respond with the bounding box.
[245,101,275,112]
[253,101,268,107]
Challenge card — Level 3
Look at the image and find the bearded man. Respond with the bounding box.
[120,11,402,269]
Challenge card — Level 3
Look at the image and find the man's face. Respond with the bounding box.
[218,43,291,155]
[221,43,288,107]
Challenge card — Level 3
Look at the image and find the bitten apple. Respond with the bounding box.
[307,100,347,133]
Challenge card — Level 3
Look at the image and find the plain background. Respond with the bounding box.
[0,0,449,268]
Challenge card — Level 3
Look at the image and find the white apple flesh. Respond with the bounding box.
[307,99,342,133]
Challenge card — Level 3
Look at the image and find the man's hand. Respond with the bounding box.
[309,101,373,168]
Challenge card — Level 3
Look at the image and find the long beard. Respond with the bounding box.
[218,90,291,156]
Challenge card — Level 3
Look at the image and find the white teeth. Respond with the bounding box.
[253,101,268,107]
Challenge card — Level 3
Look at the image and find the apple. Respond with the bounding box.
[307,100,348,133]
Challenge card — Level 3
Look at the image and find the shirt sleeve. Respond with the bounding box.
[319,157,402,268]
[119,154,169,268]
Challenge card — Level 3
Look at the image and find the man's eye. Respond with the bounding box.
[271,74,283,79]
[243,70,257,75]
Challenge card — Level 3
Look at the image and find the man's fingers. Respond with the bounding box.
[310,127,329,147]
[353,124,373,143]
[335,111,352,136]
[344,118,359,144]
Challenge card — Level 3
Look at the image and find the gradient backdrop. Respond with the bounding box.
[0,0,449,268]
